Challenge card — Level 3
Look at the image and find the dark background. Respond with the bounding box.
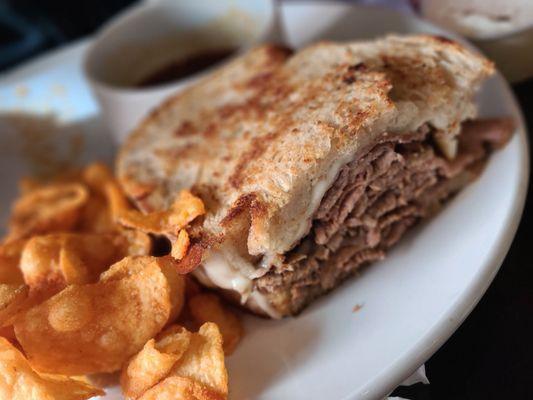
[1,1,532,399]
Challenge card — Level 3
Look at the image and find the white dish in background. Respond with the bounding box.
[0,2,528,399]
[84,0,277,142]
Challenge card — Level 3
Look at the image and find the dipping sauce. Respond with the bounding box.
[137,48,236,87]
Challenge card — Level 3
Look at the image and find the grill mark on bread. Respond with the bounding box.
[192,229,221,250]
[220,193,257,226]
[228,132,280,189]
[343,63,368,84]
[217,98,265,121]
[200,122,218,138]
[349,62,367,72]
[220,193,267,228]
[343,76,356,84]
[246,72,275,89]
[220,193,256,227]
[154,142,198,159]
[201,123,218,138]
[173,120,195,137]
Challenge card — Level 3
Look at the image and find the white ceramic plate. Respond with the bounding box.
[0,3,528,399]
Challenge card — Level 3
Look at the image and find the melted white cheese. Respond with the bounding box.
[197,252,252,299]
[290,155,352,247]
[248,290,282,319]
[193,251,282,319]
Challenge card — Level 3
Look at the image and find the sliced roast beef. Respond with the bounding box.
[255,118,514,315]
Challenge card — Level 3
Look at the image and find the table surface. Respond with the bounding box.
[1,1,532,399]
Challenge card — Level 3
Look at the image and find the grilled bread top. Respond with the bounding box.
[117,35,493,260]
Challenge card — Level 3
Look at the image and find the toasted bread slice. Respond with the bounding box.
[118,35,500,317]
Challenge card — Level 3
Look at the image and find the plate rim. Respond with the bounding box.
[0,2,529,399]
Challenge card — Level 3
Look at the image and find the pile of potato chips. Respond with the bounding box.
[0,163,243,399]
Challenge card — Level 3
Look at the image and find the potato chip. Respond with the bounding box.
[139,376,224,400]
[188,294,243,355]
[13,163,116,235]
[0,284,29,327]
[0,239,25,284]
[19,233,129,301]
[1,165,232,395]
[171,230,190,261]
[169,323,228,397]
[0,337,104,400]
[177,279,204,332]
[18,177,42,194]
[0,325,16,342]
[172,304,198,335]
[6,183,89,242]
[160,261,186,323]
[118,175,156,202]
[19,235,76,300]
[155,325,193,356]
[60,233,130,277]
[185,276,202,300]
[108,185,205,237]
[166,191,206,232]
[105,179,132,215]
[118,228,152,256]
[59,246,91,285]
[122,323,226,400]
[87,371,121,388]
[17,168,83,194]
[101,256,185,322]
[76,163,119,234]
[172,243,205,274]
[14,257,172,374]
[121,339,180,400]
[81,162,114,196]
[121,326,192,399]
[77,194,115,233]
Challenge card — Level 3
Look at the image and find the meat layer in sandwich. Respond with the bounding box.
[255,118,514,315]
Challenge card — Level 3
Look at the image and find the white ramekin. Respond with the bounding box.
[83,0,277,143]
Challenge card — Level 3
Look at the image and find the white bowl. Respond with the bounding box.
[83,0,276,143]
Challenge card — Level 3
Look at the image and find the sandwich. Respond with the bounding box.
[117,35,514,318]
